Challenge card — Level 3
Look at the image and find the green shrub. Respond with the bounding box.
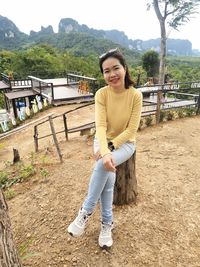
[160,111,167,122]
[0,163,36,189]
[177,109,185,118]
[145,116,153,127]
[0,171,9,188]
[5,188,16,199]
[18,164,35,181]
[40,168,49,178]
[166,110,174,120]
[185,107,195,117]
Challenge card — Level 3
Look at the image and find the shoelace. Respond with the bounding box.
[101,224,112,236]
[77,214,88,227]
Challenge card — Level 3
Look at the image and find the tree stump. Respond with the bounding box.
[13,148,20,164]
[113,152,137,205]
[0,190,22,266]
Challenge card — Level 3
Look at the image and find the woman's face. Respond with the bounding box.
[102,57,126,90]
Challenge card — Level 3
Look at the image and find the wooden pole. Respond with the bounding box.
[196,92,200,115]
[34,125,39,152]
[48,116,63,163]
[113,152,137,205]
[0,190,22,267]
[156,89,162,124]
[13,148,20,164]
[63,114,68,141]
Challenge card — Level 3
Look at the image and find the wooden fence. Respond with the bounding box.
[138,81,200,122]
[66,73,97,94]
[33,82,200,161]
[33,102,95,161]
[28,75,54,102]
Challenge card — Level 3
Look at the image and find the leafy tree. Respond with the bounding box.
[0,50,16,75]
[167,56,200,82]
[0,92,5,109]
[11,45,64,78]
[141,50,159,78]
[147,0,200,84]
[1,43,200,92]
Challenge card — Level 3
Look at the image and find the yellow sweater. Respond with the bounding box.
[95,85,143,156]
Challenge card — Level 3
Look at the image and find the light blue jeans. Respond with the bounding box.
[82,139,136,224]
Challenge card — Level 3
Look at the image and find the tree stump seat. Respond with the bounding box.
[113,152,137,205]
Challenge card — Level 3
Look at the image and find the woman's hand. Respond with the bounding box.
[94,150,102,161]
[102,154,116,172]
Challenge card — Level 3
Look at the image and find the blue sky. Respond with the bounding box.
[1,0,200,50]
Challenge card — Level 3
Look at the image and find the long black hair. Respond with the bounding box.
[99,48,135,89]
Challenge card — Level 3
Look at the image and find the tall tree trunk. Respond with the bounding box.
[0,190,22,267]
[153,0,167,84]
[159,20,167,84]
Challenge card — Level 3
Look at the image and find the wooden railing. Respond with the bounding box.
[33,102,95,161]
[0,73,33,89]
[66,73,97,94]
[10,79,32,89]
[0,73,11,86]
[28,75,54,102]
[137,81,200,122]
[30,83,200,161]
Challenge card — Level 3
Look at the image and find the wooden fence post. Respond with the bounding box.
[63,114,68,141]
[113,152,137,205]
[156,89,162,124]
[0,190,22,267]
[13,148,20,164]
[48,116,63,163]
[34,125,39,152]
[196,92,200,115]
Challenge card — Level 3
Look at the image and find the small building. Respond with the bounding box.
[0,73,96,122]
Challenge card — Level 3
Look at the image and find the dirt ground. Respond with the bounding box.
[0,104,200,267]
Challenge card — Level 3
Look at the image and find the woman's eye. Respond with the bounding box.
[104,70,109,74]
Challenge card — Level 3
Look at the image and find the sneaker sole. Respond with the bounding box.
[67,230,82,237]
[99,240,113,248]
[68,231,74,236]
[100,244,112,250]
[67,226,84,237]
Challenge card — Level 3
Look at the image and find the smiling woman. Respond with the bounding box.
[99,48,135,89]
[67,48,143,249]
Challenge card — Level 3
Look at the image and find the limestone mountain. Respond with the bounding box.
[0,15,28,49]
[57,18,193,55]
[30,25,54,37]
[0,15,197,56]
[58,18,134,49]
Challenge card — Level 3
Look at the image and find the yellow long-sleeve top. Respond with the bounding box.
[95,85,143,156]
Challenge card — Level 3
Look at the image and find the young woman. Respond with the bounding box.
[67,48,143,248]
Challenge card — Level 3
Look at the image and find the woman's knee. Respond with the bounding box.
[123,143,136,154]
[112,143,135,166]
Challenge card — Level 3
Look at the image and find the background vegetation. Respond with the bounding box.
[1,42,200,109]
[1,44,200,81]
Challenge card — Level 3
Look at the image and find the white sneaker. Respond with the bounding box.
[67,208,90,237]
[98,222,113,248]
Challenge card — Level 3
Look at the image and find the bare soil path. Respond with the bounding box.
[0,105,199,267]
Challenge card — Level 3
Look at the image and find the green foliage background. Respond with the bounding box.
[1,41,200,109]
